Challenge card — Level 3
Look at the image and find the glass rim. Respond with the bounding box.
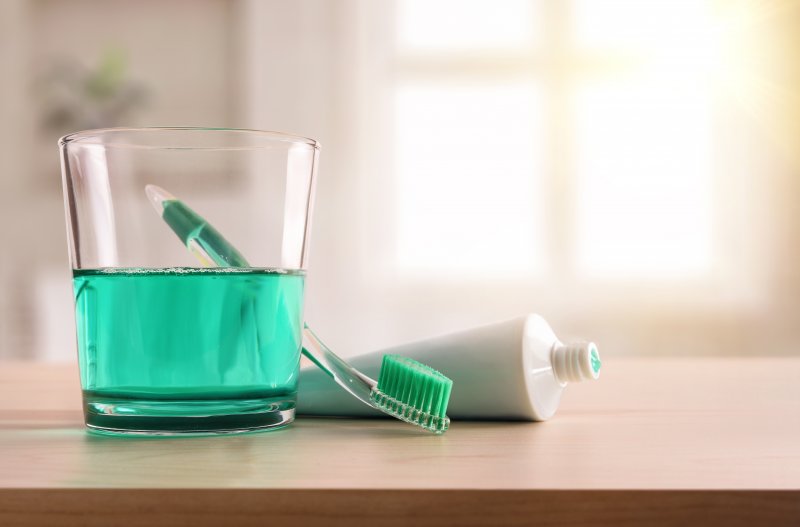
[58,127,321,151]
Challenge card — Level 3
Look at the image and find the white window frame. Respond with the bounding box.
[348,0,766,319]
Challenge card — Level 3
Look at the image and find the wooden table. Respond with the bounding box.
[1,358,798,526]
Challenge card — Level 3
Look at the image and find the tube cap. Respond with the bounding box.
[551,342,601,383]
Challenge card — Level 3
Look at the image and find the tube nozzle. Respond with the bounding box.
[551,341,601,383]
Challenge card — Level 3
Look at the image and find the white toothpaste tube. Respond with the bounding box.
[297,314,601,421]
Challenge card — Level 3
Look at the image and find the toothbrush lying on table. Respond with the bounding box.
[144,184,453,433]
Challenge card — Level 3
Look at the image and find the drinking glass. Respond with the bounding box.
[59,127,319,435]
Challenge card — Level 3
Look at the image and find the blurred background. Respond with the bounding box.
[1,0,798,361]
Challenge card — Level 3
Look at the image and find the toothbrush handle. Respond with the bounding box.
[301,324,378,409]
[150,194,381,411]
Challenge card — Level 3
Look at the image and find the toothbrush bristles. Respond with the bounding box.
[370,355,453,434]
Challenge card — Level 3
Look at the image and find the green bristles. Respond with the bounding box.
[370,355,453,434]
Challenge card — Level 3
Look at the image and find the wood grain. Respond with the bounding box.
[1,490,799,527]
[1,358,799,525]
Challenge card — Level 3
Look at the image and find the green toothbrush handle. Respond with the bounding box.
[161,196,380,408]
[162,200,250,267]
[150,187,450,432]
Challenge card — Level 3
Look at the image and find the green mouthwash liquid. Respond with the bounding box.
[72,267,304,435]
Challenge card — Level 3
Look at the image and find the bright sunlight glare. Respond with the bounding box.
[397,0,537,53]
[394,82,543,276]
[573,0,717,279]
[575,73,713,279]
[394,0,736,280]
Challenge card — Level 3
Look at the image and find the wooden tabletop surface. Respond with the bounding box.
[1,358,799,526]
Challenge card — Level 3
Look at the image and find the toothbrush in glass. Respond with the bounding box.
[145,185,452,433]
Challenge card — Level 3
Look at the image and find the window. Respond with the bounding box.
[394,81,544,275]
[392,0,719,281]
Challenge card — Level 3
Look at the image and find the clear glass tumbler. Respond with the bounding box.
[59,128,319,435]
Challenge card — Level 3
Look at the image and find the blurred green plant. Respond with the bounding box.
[38,48,149,132]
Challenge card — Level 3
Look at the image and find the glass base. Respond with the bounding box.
[83,392,295,436]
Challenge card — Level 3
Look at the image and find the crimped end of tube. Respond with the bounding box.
[371,355,453,434]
